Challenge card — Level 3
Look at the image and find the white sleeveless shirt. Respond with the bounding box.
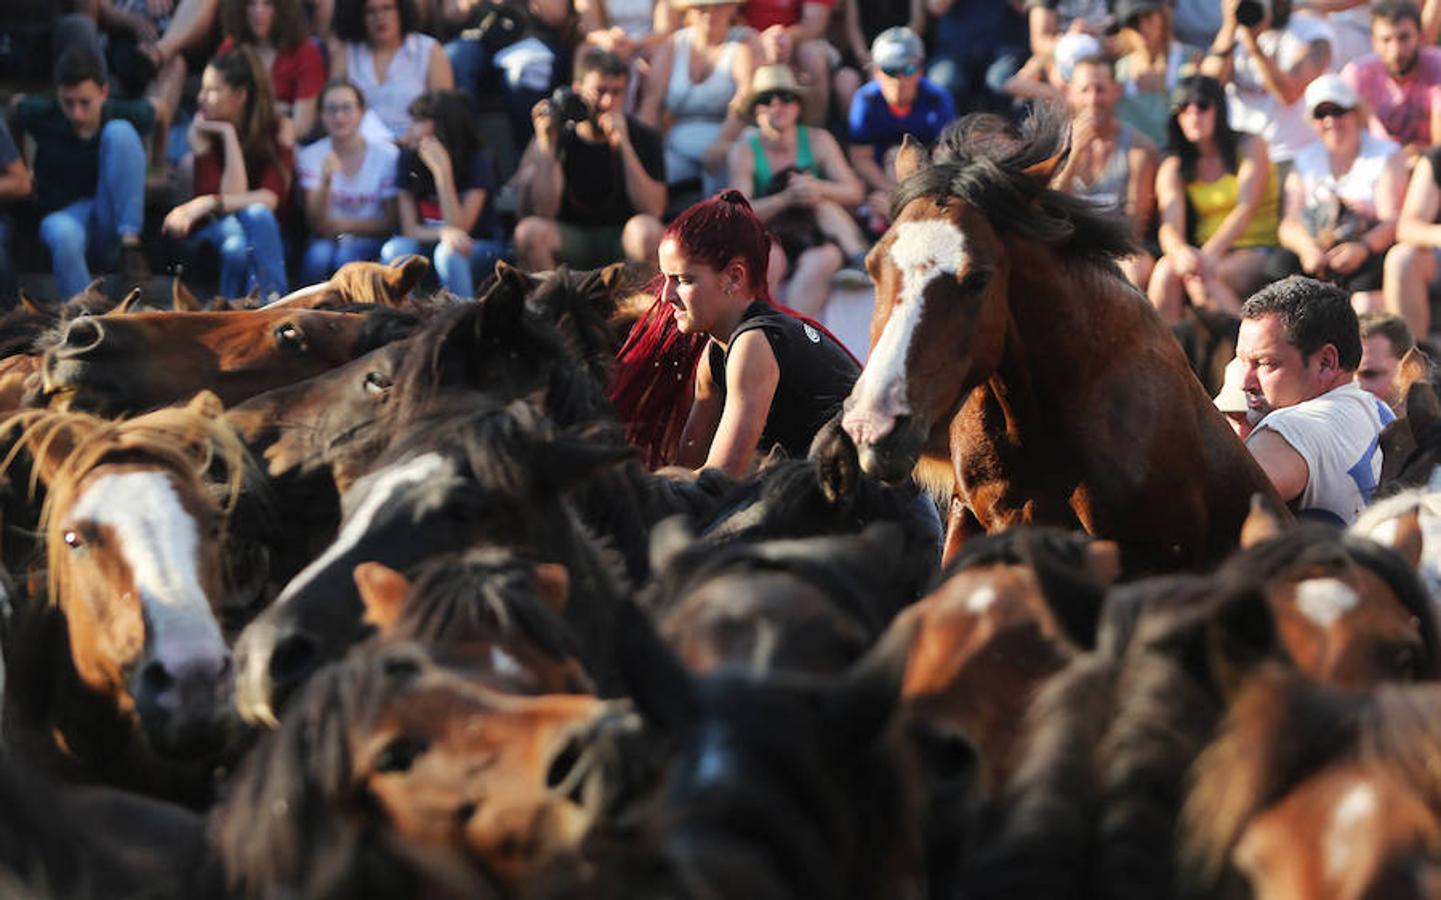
[345,32,439,140]
[1291,131,1399,236]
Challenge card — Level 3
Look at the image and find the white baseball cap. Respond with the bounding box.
[1304,74,1358,116]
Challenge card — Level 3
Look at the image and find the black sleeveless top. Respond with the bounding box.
[707,302,861,460]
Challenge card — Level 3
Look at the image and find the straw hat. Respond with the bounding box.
[744,64,807,113]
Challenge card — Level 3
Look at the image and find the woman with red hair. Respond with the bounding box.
[613,189,859,476]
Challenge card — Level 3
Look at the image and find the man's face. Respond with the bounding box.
[1373,17,1421,78]
[1236,313,1332,415]
[577,72,628,117]
[876,65,921,108]
[58,79,107,138]
[1357,333,1403,407]
[1066,63,1117,120]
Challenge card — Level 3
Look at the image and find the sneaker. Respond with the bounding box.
[120,242,152,286]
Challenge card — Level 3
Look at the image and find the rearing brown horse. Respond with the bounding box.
[840,112,1279,573]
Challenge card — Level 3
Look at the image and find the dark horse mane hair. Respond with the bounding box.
[214,644,503,899]
[523,266,624,391]
[0,304,59,360]
[388,546,583,663]
[891,106,1137,263]
[1213,523,1441,678]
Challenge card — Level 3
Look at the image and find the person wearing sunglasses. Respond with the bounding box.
[1149,74,1280,323]
[1269,75,1405,317]
[846,27,953,234]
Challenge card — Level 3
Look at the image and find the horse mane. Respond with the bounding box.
[891,105,1137,262]
[215,643,500,898]
[388,546,583,663]
[0,401,249,608]
[524,266,625,390]
[0,305,59,360]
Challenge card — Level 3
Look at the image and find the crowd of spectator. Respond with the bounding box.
[5,0,1441,341]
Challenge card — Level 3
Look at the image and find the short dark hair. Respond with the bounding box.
[1071,54,1116,77]
[321,78,366,110]
[575,47,628,81]
[1372,0,1422,27]
[1358,312,1415,358]
[54,46,107,89]
[333,0,419,44]
[1241,275,1362,370]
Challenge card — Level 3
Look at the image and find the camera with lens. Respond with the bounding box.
[549,87,591,129]
[1236,0,1268,28]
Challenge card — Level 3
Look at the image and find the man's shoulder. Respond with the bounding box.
[1262,383,1383,434]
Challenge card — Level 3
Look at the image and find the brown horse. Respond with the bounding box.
[0,394,246,800]
[839,112,1278,572]
[270,255,431,309]
[39,305,417,416]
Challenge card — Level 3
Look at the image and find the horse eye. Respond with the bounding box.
[274,322,307,350]
[959,270,992,293]
[363,371,393,394]
[62,529,85,549]
[373,736,430,774]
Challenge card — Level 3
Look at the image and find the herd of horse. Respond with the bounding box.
[4,109,1441,898]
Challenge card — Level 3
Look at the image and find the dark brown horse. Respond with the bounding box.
[838,112,1278,572]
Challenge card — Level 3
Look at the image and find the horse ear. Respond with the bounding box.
[598,261,629,291]
[387,254,431,299]
[1406,380,1441,441]
[184,390,226,421]
[1397,347,1433,404]
[480,262,530,337]
[209,296,233,312]
[1085,540,1123,587]
[531,562,570,615]
[18,290,43,316]
[113,287,143,315]
[1375,507,1424,571]
[1205,587,1280,700]
[649,515,698,577]
[893,133,926,183]
[613,598,698,734]
[828,608,919,747]
[1240,493,1289,549]
[355,561,412,634]
[172,278,201,312]
[1022,151,1066,184]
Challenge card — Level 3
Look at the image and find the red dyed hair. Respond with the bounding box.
[610,191,860,468]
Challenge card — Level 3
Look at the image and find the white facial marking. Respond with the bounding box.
[489,646,523,678]
[1325,782,1378,883]
[1294,578,1361,628]
[70,471,225,663]
[848,220,970,429]
[1372,517,1401,550]
[966,584,998,614]
[276,452,452,606]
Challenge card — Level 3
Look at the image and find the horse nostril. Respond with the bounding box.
[59,317,107,357]
[268,631,319,685]
[141,659,175,697]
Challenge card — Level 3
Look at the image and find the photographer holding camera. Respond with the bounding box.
[512,47,667,271]
[1201,0,1333,176]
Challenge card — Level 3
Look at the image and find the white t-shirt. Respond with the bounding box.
[297,137,400,222]
[1247,380,1393,525]
[1227,14,1336,163]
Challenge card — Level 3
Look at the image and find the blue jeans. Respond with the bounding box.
[299,235,387,285]
[38,119,146,298]
[381,235,507,298]
[192,204,289,299]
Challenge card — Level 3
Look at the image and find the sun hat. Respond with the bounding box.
[745,64,806,112]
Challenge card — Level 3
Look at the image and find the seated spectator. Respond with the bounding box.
[329,0,453,142]
[1384,147,1441,337]
[1002,30,1102,106]
[1340,0,1441,165]
[298,80,400,284]
[743,0,836,126]
[1050,54,1158,288]
[14,47,154,298]
[218,0,326,143]
[846,27,955,235]
[727,63,867,317]
[162,47,293,299]
[829,0,922,127]
[0,121,32,308]
[576,0,667,60]
[1113,0,1196,151]
[1150,75,1279,322]
[512,48,667,271]
[1200,0,1333,174]
[1268,75,1406,313]
[1357,311,1414,409]
[381,90,505,297]
[1025,0,1115,60]
[1236,275,1392,525]
[925,0,1026,115]
[638,0,759,198]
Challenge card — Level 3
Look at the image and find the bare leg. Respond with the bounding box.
[514,216,561,272]
[833,66,861,125]
[1147,254,1185,324]
[1384,243,1435,337]
[1119,251,1154,292]
[795,39,832,126]
[814,199,867,258]
[1216,248,1268,307]
[767,242,788,301]
[785,243,842,317]
[622,214,663,266]
[1351,289,1385,316]
[154,0,219,60]
[147,56,185,166]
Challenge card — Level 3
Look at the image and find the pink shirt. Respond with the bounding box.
[1341,47,1441,149]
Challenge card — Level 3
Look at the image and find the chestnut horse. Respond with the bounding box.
[39,305,418,416]
[0,394,245,801]
[839,112,1278,572]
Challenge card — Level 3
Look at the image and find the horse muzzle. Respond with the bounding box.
[132,646,237,759]
[848,414,926,485]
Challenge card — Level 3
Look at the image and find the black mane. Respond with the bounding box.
[892,106,1137,262]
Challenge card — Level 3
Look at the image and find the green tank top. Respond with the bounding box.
[751,125,819,196]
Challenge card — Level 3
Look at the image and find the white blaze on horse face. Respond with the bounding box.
[1325,780,1379,883]
[844,220,969,445]
[69,471,226,672]
[1294,578,1361,628]
[276,451,453,606]
[966,585,998,614]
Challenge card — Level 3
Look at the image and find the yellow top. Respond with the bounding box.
[1187,164,1280,249]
